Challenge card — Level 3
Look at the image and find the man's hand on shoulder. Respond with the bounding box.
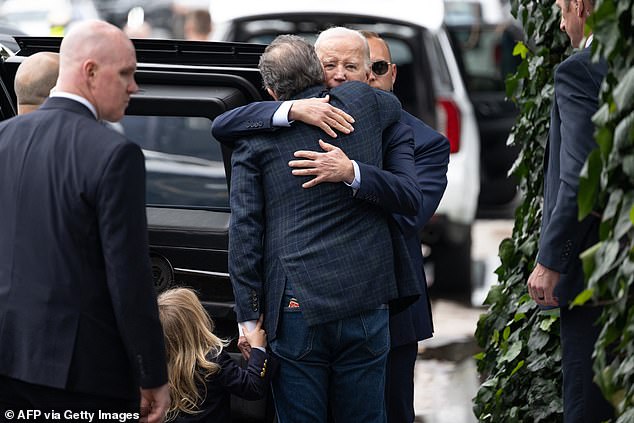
[289,96,355,138]
[140,383,170,423]
[289,140,354,188]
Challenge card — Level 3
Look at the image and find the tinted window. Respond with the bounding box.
[121,115,228,209]
[448,25,521,92]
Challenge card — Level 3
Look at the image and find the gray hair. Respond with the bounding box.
[315,26,371,70]
[258,34,324,101]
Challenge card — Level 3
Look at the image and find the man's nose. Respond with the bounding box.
[560,18,566,32]
[334,66,346,80]
[129,79,139,94]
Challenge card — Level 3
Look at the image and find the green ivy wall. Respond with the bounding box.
[472,0,634,421]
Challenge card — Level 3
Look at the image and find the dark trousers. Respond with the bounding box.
[385,342,418,423]
[560,305,614,422]
[0,375,138,423]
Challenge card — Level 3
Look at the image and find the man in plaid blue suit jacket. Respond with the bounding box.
[229,34,419,422]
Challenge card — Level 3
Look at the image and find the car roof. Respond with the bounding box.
[444,0,513,25]
[210,0,445,31]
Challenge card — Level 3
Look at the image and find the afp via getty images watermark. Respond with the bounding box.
[2,409,139,422]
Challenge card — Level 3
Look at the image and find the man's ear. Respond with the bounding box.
[391,63,398,88]
[83,60,97,83]
[576,0,585,17]
[364,68,371,83]
[266,87,278,100]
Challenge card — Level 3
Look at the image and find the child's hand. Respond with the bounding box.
[243,315,267,349]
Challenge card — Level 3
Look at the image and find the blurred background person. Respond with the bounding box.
[183,9,212,40]
[14,51,59,115]
[123,6,154,38]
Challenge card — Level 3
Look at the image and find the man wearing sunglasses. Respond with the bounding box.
[360,30,450,423]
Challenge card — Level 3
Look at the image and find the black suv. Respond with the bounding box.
[0,36,273,422]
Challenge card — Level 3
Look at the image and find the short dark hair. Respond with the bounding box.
[258,34,324,101]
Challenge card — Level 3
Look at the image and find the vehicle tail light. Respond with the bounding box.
[436,97,461,153]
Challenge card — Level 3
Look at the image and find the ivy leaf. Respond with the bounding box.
[630,204,634,225]
[513,41,529,60]
[503,326,511,341]
[580,242,601,280]
[602,190,623,222]
[613,67,634,113]
[510,360,525,376]
[539,316,557,332]
[571,288,594,307]
[528,328,550,351]
[613,110,634,151]
[589,241,620,284]
[615,192,634,239]
[501,341,523,363]
[578,149,602,220]
[623,156,634,182]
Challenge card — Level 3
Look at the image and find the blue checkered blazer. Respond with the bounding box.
[229,81,407,340]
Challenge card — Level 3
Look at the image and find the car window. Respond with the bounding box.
[448,24,521,92]
[425,30,454,93]
[120,115,228,210]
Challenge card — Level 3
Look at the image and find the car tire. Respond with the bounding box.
[429,223,472,303]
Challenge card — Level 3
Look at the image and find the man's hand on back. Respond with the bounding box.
[289,96,355,138]
[289,139,355,188]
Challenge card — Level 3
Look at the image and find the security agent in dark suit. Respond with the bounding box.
[229,34,420,422]
[527,0,613,420]
[0,20,169,422]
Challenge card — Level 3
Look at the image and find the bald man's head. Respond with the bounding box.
[14,52,60,115]
[57,20,138,122]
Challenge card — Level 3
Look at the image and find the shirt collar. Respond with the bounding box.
[49,91,98,119]
[585,34,594,48]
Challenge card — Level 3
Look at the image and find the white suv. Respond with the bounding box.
[211,0,481,299]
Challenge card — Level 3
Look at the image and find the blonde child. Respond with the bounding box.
[158,288,272,422]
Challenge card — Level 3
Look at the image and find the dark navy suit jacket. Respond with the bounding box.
[227,81,421,340]
[213,101,448,347]
[0,97,167,398]
[537,48,607,305]
[384,111,448,347]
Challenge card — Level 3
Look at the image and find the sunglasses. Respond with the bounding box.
[371,60,392,76]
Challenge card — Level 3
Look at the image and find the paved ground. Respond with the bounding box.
[413,219,514,423]
[414,299,482,423]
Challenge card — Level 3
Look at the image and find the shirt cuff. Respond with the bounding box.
[252,346,266,353]
[272,101,294,127]
[237,320,258,337]
[344,160,361,191]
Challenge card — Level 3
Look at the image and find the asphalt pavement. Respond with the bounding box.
[413,219,513,423]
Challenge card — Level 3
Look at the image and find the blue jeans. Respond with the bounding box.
[270,306,389,423]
